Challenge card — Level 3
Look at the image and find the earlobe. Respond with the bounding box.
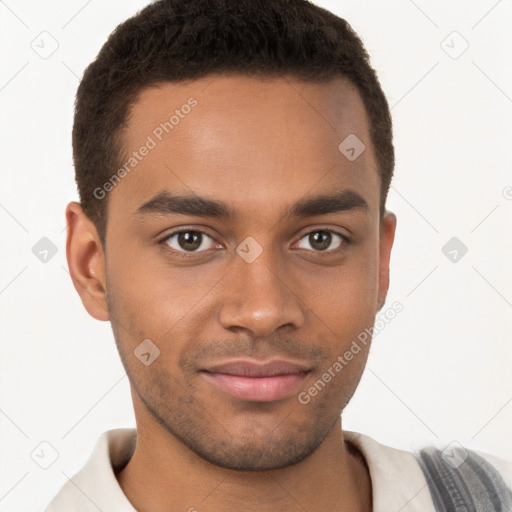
[377,211,397,310]
[65,201,110,321]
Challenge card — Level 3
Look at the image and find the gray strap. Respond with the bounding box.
[416,446,512,511]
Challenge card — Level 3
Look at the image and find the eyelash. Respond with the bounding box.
[159,228,350,259]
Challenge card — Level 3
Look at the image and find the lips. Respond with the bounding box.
[200,359,311,402]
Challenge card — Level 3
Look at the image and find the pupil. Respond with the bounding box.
[310,231,331,251]
[179,231,201,251]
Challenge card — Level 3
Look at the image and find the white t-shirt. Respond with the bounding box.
[45,428,512,512]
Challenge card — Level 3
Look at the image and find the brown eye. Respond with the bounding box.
[296,230,345,252]
[163,230,213,252]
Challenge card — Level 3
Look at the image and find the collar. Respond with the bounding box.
[47,428,435,512]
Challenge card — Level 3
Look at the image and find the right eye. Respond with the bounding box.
[161,230,218,255]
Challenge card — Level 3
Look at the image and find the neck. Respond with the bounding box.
[117,403,372,512]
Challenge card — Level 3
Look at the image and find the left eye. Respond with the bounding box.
[296,230,346,252]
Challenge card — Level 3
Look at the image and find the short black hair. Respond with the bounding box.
[73,0,394,247]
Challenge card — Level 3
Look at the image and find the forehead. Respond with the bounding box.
[111,74,380,222]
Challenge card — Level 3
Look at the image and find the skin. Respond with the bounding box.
[66,74,396,512]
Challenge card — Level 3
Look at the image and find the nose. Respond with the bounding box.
[218,244,306,338]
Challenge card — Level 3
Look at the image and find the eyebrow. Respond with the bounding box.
[135,188,369,220]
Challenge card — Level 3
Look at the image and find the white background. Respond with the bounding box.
[1,0,511,510]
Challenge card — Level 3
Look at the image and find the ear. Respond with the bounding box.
[65,201,109,321]
[377,211,397,311]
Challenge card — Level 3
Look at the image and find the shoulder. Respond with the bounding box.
[45,428,137,512]
[474,447,512,489]
[344,430,436,511]
[344,431,512,512]
[416,442,512,510]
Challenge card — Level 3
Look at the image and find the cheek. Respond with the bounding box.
[105,245,222,346]
[303,253,379,370]
[303,248,379,320]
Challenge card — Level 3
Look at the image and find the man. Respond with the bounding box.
[46,0,512,510]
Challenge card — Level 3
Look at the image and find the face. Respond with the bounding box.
[70,74,396,471]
